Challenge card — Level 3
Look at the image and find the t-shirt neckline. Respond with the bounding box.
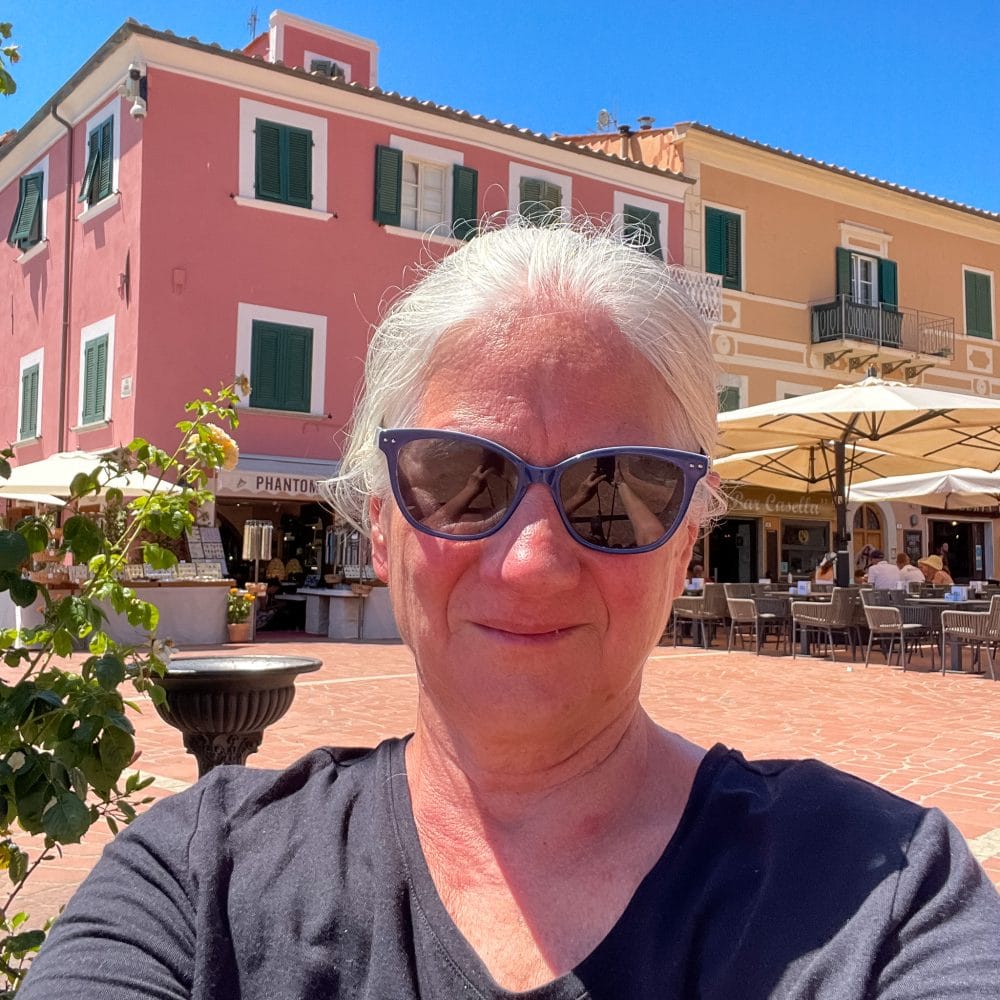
[383,737,731,999]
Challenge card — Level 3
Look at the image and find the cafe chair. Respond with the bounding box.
[939,595,1000,680]
[791,587,861,662]
[672,582,728,649]
[862,604,936,671]
[725,597,757,652]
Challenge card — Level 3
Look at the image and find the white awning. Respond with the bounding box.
[214,455,339,501]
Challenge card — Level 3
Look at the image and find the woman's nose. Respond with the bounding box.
[481,484,581,590]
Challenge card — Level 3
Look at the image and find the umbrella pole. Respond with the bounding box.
[834,440,851,586]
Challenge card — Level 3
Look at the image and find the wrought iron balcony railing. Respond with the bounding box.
[811,295,954,359]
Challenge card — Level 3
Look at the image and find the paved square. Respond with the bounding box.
[12,636,1000,922]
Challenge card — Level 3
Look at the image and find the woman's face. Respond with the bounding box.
[370,311,698,751]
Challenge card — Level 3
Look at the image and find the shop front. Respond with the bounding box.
[710,486,835,583]
[926,514,996,583]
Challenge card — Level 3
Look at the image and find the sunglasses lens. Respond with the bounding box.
[558,452,686,550]
[394,437,518,535]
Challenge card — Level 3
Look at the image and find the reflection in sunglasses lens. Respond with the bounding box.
[558,453,683,550]
[396,439,517,534]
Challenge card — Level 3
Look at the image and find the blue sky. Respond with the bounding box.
[3,1,998,213]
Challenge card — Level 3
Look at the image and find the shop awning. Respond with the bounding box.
[214,456,340,501]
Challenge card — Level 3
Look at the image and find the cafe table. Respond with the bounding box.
[903,597,990,672]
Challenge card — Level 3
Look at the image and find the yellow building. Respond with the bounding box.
[564,122,1000,583]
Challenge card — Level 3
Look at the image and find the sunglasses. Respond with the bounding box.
[378,428,708,554]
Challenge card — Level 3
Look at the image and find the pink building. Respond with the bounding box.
[0,11,716,581]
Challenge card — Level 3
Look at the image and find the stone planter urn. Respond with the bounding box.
[153,655,322,776]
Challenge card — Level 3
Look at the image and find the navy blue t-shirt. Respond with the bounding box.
[20,739,1000,998]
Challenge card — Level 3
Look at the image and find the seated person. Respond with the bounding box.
[897,552,925,586]
[918,554,955,586]
[814,552,836,583]
[865,549,900,589]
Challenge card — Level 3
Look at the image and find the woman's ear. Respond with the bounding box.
[369,497,390,583]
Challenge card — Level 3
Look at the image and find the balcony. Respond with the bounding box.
[811,295,954,363]
[666,264,723,325]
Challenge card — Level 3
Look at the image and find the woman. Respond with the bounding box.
[20,224,999,998]
[898,551,925,586]
[814,551,836,583]
[919,553,955,586]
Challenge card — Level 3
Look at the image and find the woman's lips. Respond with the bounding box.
[473,621,580,642]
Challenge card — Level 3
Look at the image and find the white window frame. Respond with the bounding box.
[304,49,352,82]
[962,265,995,339]
[612,191,669,259]
[235,303,328,417]
[76,99,121,221]
[508,163,572,222]
[775,379,822,400]
[236,99,330,218]
[382,136,464,243]
[78,316,115,426]
[851,252,879,306]
[16,348,43,442]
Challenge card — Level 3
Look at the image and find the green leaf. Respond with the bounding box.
[42,792,91,844]
[93,654,125,691]
[68,472,97,499]
[4,929,46,957]
[98,726,134,774]
[14,517,49,554]
[8,848,27,885]
[140,543,177,570]
[8,578,37,609]
[0,458,11,480]
[62,516,103,563]
[0,532,29,572]
[105,487,123,506]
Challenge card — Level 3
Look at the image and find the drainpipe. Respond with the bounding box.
[49,101,73,453]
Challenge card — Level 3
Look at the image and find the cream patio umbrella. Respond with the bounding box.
[0,450,175,499]
[848,468,1000,509]
[716,373,1000,584]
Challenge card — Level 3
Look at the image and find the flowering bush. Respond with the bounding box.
[0,377,248,990]
[226,589,255,624]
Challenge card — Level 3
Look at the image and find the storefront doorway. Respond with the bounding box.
[708,518,759,583]
[780,520,830,578]
[928,519,989,583]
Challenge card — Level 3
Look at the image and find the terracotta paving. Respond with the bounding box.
[11,634,1000,923]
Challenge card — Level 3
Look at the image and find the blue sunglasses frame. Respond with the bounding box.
[377,428,709,554]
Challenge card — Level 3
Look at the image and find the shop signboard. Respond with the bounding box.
[215,465,335,501]
[724,487,835,520]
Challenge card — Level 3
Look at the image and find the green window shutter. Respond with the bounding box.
[95,117,114,201]
[281,328,313,412]
[966,271,994,339]
[310,58,333,75]
[78,127,101,204]
[374,145,403,225]
[255,120,283,202]
[717,385,740,413]
[82,335,108,423]
[250,321,314,412]
[451,164,478,240]
[19,364,39,439]
[623,204,663,260]
[520,176,557,226]
[8,172,43,247]
[705,207,724,276]
[285,126,313,208]
[878,258,898,309]
[835,247,852,296]
[721,212,741,289]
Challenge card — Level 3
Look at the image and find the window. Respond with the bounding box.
[17,351,42,440]
[237,100,328,217]
[79,116,114,207]
[717,385,740,412]
[255,120,312,208]
[518,176,562,226]
[964,269,994,339]
[622,203,663,260]
[81,335,108,424]
[835,248,897,309]
[250,320,314,412]
[7,172,43,250]
[373,143,478,240]
[705,207,742,290]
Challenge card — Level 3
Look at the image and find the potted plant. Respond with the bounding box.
[226,588,256,643]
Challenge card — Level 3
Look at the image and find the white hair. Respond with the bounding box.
[322,217,723,532]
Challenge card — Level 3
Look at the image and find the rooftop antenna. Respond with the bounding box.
[595,108,617,132]
[247,6,258,40]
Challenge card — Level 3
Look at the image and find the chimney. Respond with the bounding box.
[636,116,655,131]
[618,123,632,158]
